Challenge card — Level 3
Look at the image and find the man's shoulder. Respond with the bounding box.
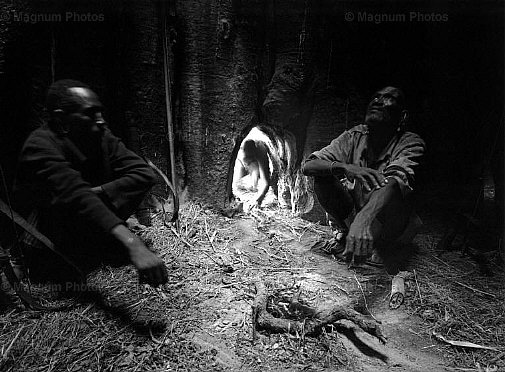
[346,124,369,134]
[26,126,52,138]
[23,127,59,147]
[399,130,425,145]
[330,124,367,142]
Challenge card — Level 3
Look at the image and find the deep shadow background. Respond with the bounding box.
[0,1,503,217]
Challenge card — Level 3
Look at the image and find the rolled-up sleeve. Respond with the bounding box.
[306,130,353,163]
[302,129,360,177]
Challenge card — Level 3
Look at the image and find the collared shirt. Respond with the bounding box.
[305,124,426,195]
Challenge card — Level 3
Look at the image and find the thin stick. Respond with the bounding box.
[149,327,170,346]
[453,280,497,299]
[255,245,289,262]
[353,274,380,323]
[204,218,218,252]
[250,267,320,271]
[2,326,25,361]
[218,279,251,289]
[431,254,462,273]
[490,351,505,363]
[170,226,193,248]
[334,284,350,296]
[199,249,222,266]
[413,269,423,303]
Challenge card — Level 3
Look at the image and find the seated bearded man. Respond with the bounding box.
[302,86,425,269]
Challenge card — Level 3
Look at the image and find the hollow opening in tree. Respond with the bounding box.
[230,126,280,209]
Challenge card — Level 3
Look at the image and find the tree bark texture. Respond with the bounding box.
[176,0,259,206]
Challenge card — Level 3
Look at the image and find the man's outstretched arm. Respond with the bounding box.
[110,224,168,286]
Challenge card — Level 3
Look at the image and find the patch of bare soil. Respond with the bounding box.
[0,202,503,371]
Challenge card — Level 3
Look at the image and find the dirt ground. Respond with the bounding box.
[0,198,504,372]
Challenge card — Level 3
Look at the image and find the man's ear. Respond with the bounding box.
[398,109,409,131]
[50,109,69,134]
[401,110,409,122]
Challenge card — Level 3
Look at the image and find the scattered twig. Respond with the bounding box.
[334,284,350,296]
[430,254,463,273]
[490,351,505,363]
[353,274,380,323]
[408,328,422,337]
[413,269,423,304]
[1,326,24,362]
[204,218,218,252]
[432,331,499,351]
[199,248,223,266]
[170,226,193,248]
[251,267,320,271]
[219,279,251,289]
[255,244,289,262]
[149,327,170,345]
[453,280,497,299]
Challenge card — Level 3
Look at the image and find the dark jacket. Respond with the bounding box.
[14,125,156,246]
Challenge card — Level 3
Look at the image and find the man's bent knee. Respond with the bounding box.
[313,176,354,221]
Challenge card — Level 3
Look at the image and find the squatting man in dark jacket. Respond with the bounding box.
[14,79,168,287]
[302,86,425,268]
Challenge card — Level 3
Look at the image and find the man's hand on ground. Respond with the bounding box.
[343,215,381,259]
[110,224,168,287]
[128,245,168,287]
[343,164,387,192]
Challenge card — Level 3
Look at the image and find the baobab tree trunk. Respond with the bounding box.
[176,0,325,215]
[176,0,259,207]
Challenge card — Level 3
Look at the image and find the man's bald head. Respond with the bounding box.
[45,79,94,113]
[45,79,107,154]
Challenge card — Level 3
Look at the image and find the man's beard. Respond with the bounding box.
[365,112,386,126]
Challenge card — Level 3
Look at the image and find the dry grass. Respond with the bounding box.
[0,203,352,372]
[0,202,237,372]
[1,199,504,371]
[406,231,505,370]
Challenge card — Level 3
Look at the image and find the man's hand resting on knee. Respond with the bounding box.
[110,224,168,287]
[343,164,388,192]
